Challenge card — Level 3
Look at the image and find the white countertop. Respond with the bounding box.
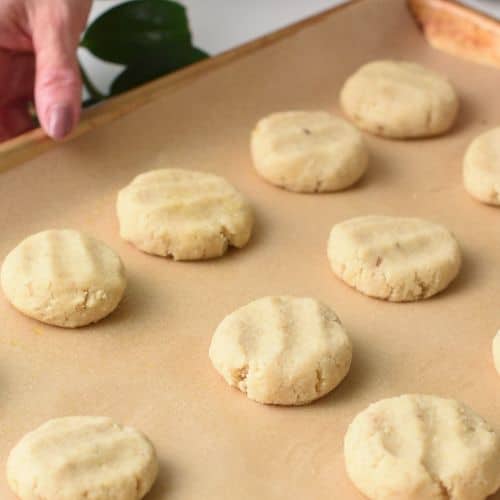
[80,0,500,96]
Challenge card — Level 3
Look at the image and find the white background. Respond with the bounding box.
[80,0,500,96]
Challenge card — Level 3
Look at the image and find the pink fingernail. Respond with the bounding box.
[48,105,73,140]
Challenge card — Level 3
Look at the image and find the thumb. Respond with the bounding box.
[32,6,85,141]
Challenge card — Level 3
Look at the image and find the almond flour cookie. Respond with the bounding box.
[117,169,253,260]
[6,416,158,500]
[340,60,459,138]
[1,230,126,328]
[209,296,352,405]
[327,216,461,302]
[344,394,500,500]
[492,331,500,375]
[463,127,500,205]
[250,111,368,192]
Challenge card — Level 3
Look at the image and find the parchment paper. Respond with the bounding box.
[1,0,500,498]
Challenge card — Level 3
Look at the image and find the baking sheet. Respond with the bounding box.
[1,0,500,498]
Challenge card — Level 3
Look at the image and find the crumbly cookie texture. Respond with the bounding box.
[463,127,500,206]
[117,168,254,260]
[492,331,500,375]
[209,296,352,405]
[340,60,459,138]
[0,229,126,328]
[344,394,500,500]
[327,215,461,302]
[251,111,368,192]
[6,416,158,500]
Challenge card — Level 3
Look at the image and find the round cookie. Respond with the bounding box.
[340,60,459,138]
[344,394,500,500]
[1,229,126,328]
[492,331,500,375]
[463,127,500,205]
[209,296,352,405]
[6,416,158,500]
[117,168,253,260]
[327,215,461,302]
[250,111,368,192]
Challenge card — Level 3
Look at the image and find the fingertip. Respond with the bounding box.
[31,1,86,141]
[46,103,75,140]
[34,62,82,140]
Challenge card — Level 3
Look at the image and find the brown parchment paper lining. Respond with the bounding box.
[1,0,500,498]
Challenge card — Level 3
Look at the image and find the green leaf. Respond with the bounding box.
[110,46,208,95]
[82,97,102,108]
[81,0,192,65]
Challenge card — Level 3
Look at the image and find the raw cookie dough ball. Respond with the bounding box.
[6,416,158,500]
[327,216,461,302]
[340,60,459,138]
[344,394,500,500]
[209,296,352,405]
[251,111,368,192]
[117,169,253,260]
[463,127,500,205]
[0,230,126,328]
[492,331,500,375]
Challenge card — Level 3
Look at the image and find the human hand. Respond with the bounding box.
[0,0,91,142]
